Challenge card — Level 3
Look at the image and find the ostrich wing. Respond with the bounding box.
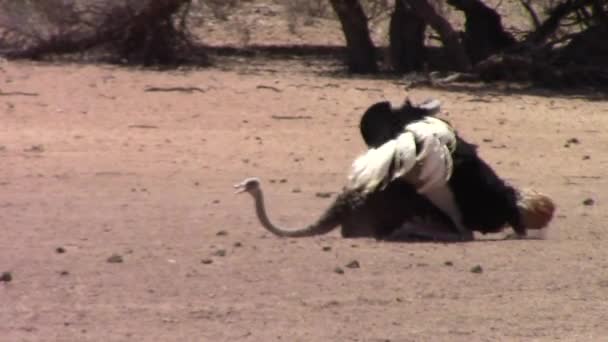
[347,131,417,194]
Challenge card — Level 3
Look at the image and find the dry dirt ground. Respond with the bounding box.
[1,54,608,342]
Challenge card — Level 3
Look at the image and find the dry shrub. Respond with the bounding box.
[285,0,332,34]
[0,0,207,65]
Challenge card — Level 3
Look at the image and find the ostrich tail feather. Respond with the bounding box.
[516,188,556,230]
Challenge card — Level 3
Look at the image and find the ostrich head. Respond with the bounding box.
[234,177,261,195]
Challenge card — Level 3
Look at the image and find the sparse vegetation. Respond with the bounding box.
[0,0,606,88]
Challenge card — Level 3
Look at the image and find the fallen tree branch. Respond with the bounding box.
[256,85,282,92]
[0,90,39,96]
[271,115,312,120]
[144,86,206,93]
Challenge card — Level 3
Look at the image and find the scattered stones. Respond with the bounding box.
[345,260,360,269]
[56,247,66,254]
[470,265,483,274]
[107,254,123,263]
[201,258,213,265]
[583,198,595,206]
[333,267,344,275]
[1,271,12,282]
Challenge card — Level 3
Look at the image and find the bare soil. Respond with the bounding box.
[1,3,608,338]
[1,57,607,341]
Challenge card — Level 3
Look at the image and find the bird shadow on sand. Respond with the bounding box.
[378,233,548,244]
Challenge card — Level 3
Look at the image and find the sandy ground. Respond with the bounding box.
[1,56,608,342]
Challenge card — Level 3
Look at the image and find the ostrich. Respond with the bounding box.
[234,176,467,242]
[235,99,554,241]
[358,98,556,237]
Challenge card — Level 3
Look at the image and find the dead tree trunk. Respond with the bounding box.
[402,0,471,71]
[389,0,427,72]
[329,0,378,73]
[447,0,516,64]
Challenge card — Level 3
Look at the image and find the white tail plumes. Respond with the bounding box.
[347,131,417,194]
[347,116,457,196]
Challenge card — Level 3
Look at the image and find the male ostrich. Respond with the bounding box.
[359,98,556,237]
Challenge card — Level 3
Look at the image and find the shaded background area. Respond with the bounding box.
[1,0,607,89]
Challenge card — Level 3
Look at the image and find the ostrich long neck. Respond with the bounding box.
[249,188,341,237]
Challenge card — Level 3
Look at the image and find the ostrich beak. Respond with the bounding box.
[233,181,246,194]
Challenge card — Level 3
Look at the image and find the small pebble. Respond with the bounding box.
[24,145,44,152]
[0,272,12,282]
[345,260,360,269]
[334,267,344,274]
[583,198,595,206]
[56,247,66,254]
[213,249,226,257]
[322,246,332,252]
[201,259,213,265]
[107,254,123,263]
[444,261,453,266]
[315,192,333,198]
[233,242,242,248]
[470,265,483,274]
[216,230,228,236]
